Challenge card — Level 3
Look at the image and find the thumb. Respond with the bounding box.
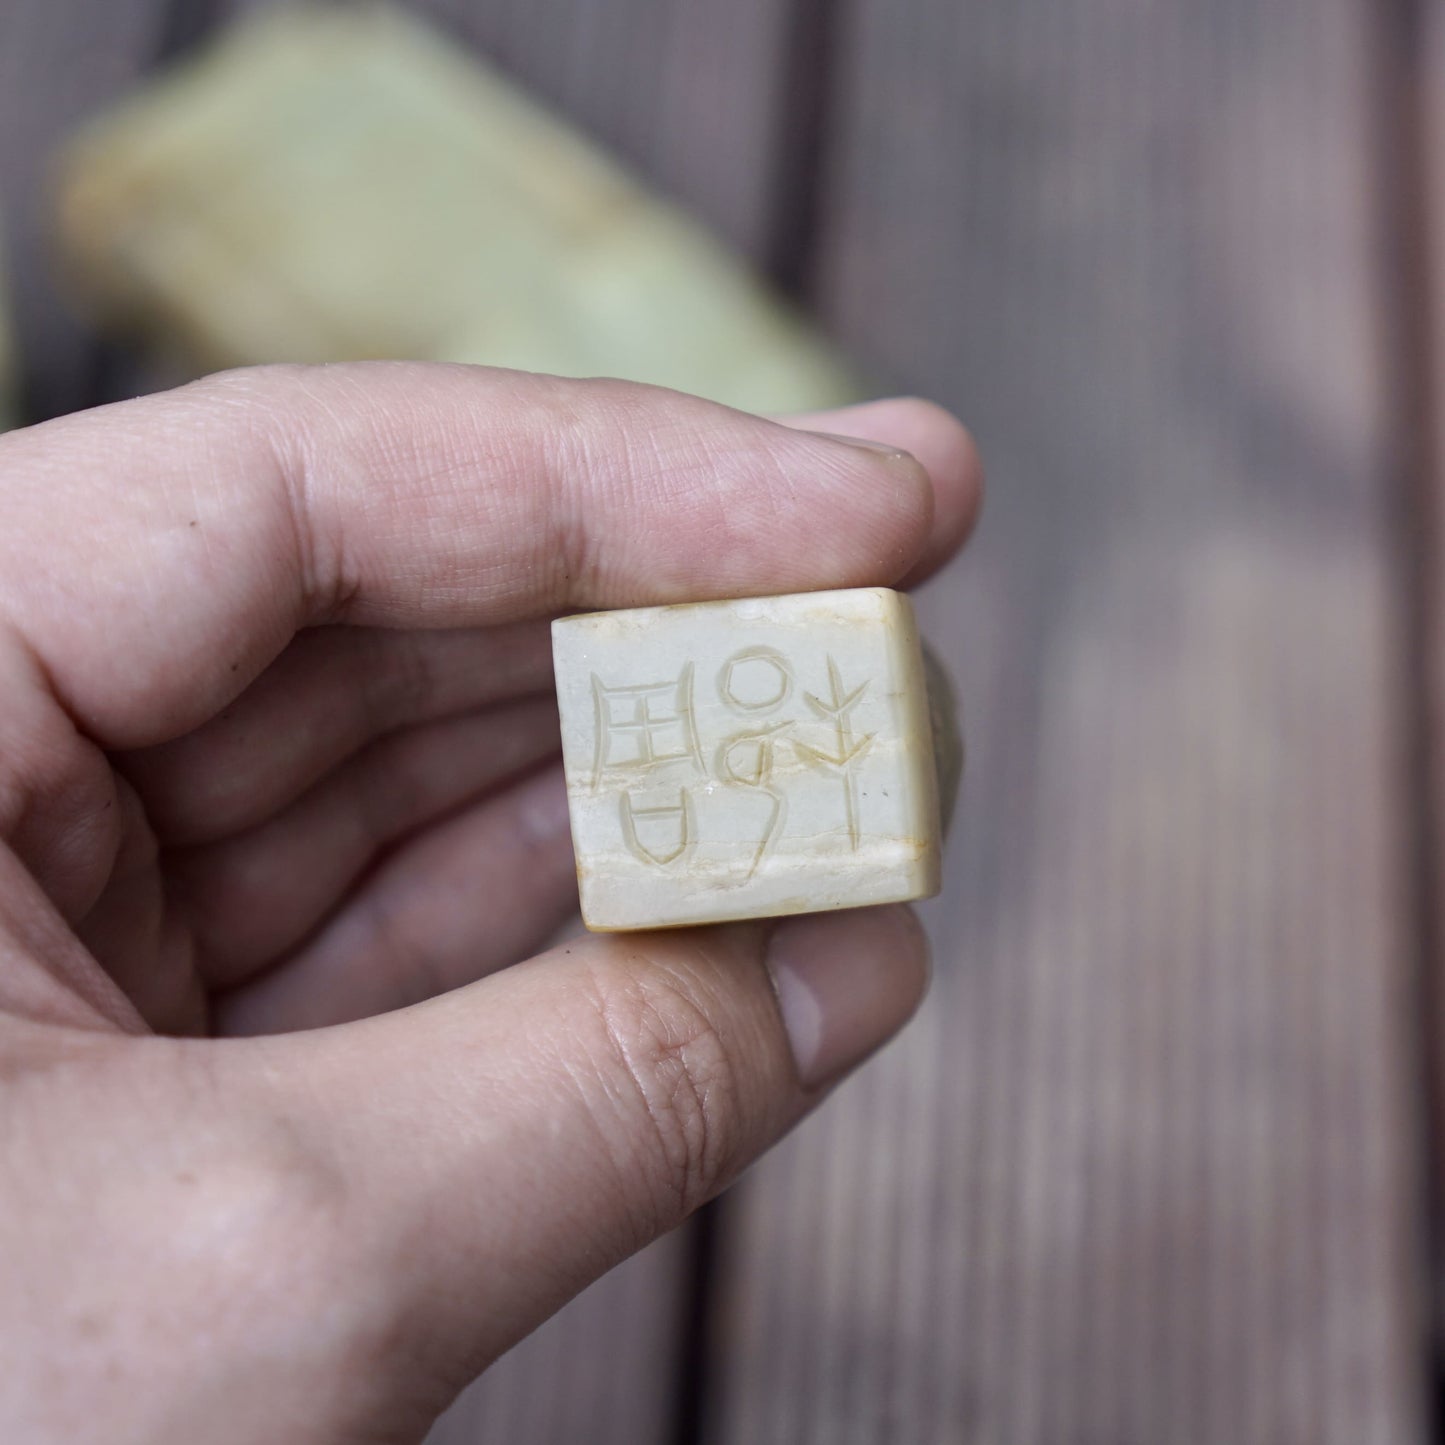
[234,905,927,1404]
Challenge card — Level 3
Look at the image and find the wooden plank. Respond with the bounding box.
[1382,0,1445,1370]
[1386,0,1444,1352]
[0,226,17,430]
[426,1233,689,1445]
[706,2,1428,1441]
[0,0,174,418]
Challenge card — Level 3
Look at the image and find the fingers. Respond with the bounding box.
[779,397,982,576]
[778,396,983,584]
[216,904,928,1387]
[119,620,553,845]
[0,843,144,1033]
[214,764,579,1035]
[0,364,947,751]
[72,776,209,1036]
[166,696,562,990]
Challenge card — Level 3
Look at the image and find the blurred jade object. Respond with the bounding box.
[54,3,858,414]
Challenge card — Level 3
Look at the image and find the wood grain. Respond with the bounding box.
[1411,0,1445,1338]
[705,2,1429,1441]
[0,0,173,418]
[426,1234,689,1445]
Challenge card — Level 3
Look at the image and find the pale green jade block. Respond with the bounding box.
[55,3,858,415]
[552,588,952,932]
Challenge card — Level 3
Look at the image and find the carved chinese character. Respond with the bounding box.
[589,667,703,784]
[552,588,946,931]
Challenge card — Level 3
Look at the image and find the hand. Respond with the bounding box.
[0,364,980,1443]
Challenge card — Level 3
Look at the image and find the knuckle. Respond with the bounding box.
[581,951,745,1232]
[540,442,603,603]
[532,380,642,601]
[165,1118,353,1301]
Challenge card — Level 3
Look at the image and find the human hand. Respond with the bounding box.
[0,364,980,1442]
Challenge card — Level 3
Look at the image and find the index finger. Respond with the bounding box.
[0,363,978,747]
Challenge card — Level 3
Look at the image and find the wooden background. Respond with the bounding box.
[1,0,1439,1440]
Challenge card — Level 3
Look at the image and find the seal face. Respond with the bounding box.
[551,588,946,931]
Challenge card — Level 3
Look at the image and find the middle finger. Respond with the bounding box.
[118,619,554,845]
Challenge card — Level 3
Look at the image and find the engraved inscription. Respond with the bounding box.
[717,646,793,714]
[590,665,704,787]
[717,721,793,877]
[590,650,878,868]
[792,656,875,849]
[620,790,694,866]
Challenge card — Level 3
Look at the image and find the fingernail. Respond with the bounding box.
[805,430,917,464]
[765,905,930,1089]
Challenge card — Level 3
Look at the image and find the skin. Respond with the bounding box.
[0,364,981,1444]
